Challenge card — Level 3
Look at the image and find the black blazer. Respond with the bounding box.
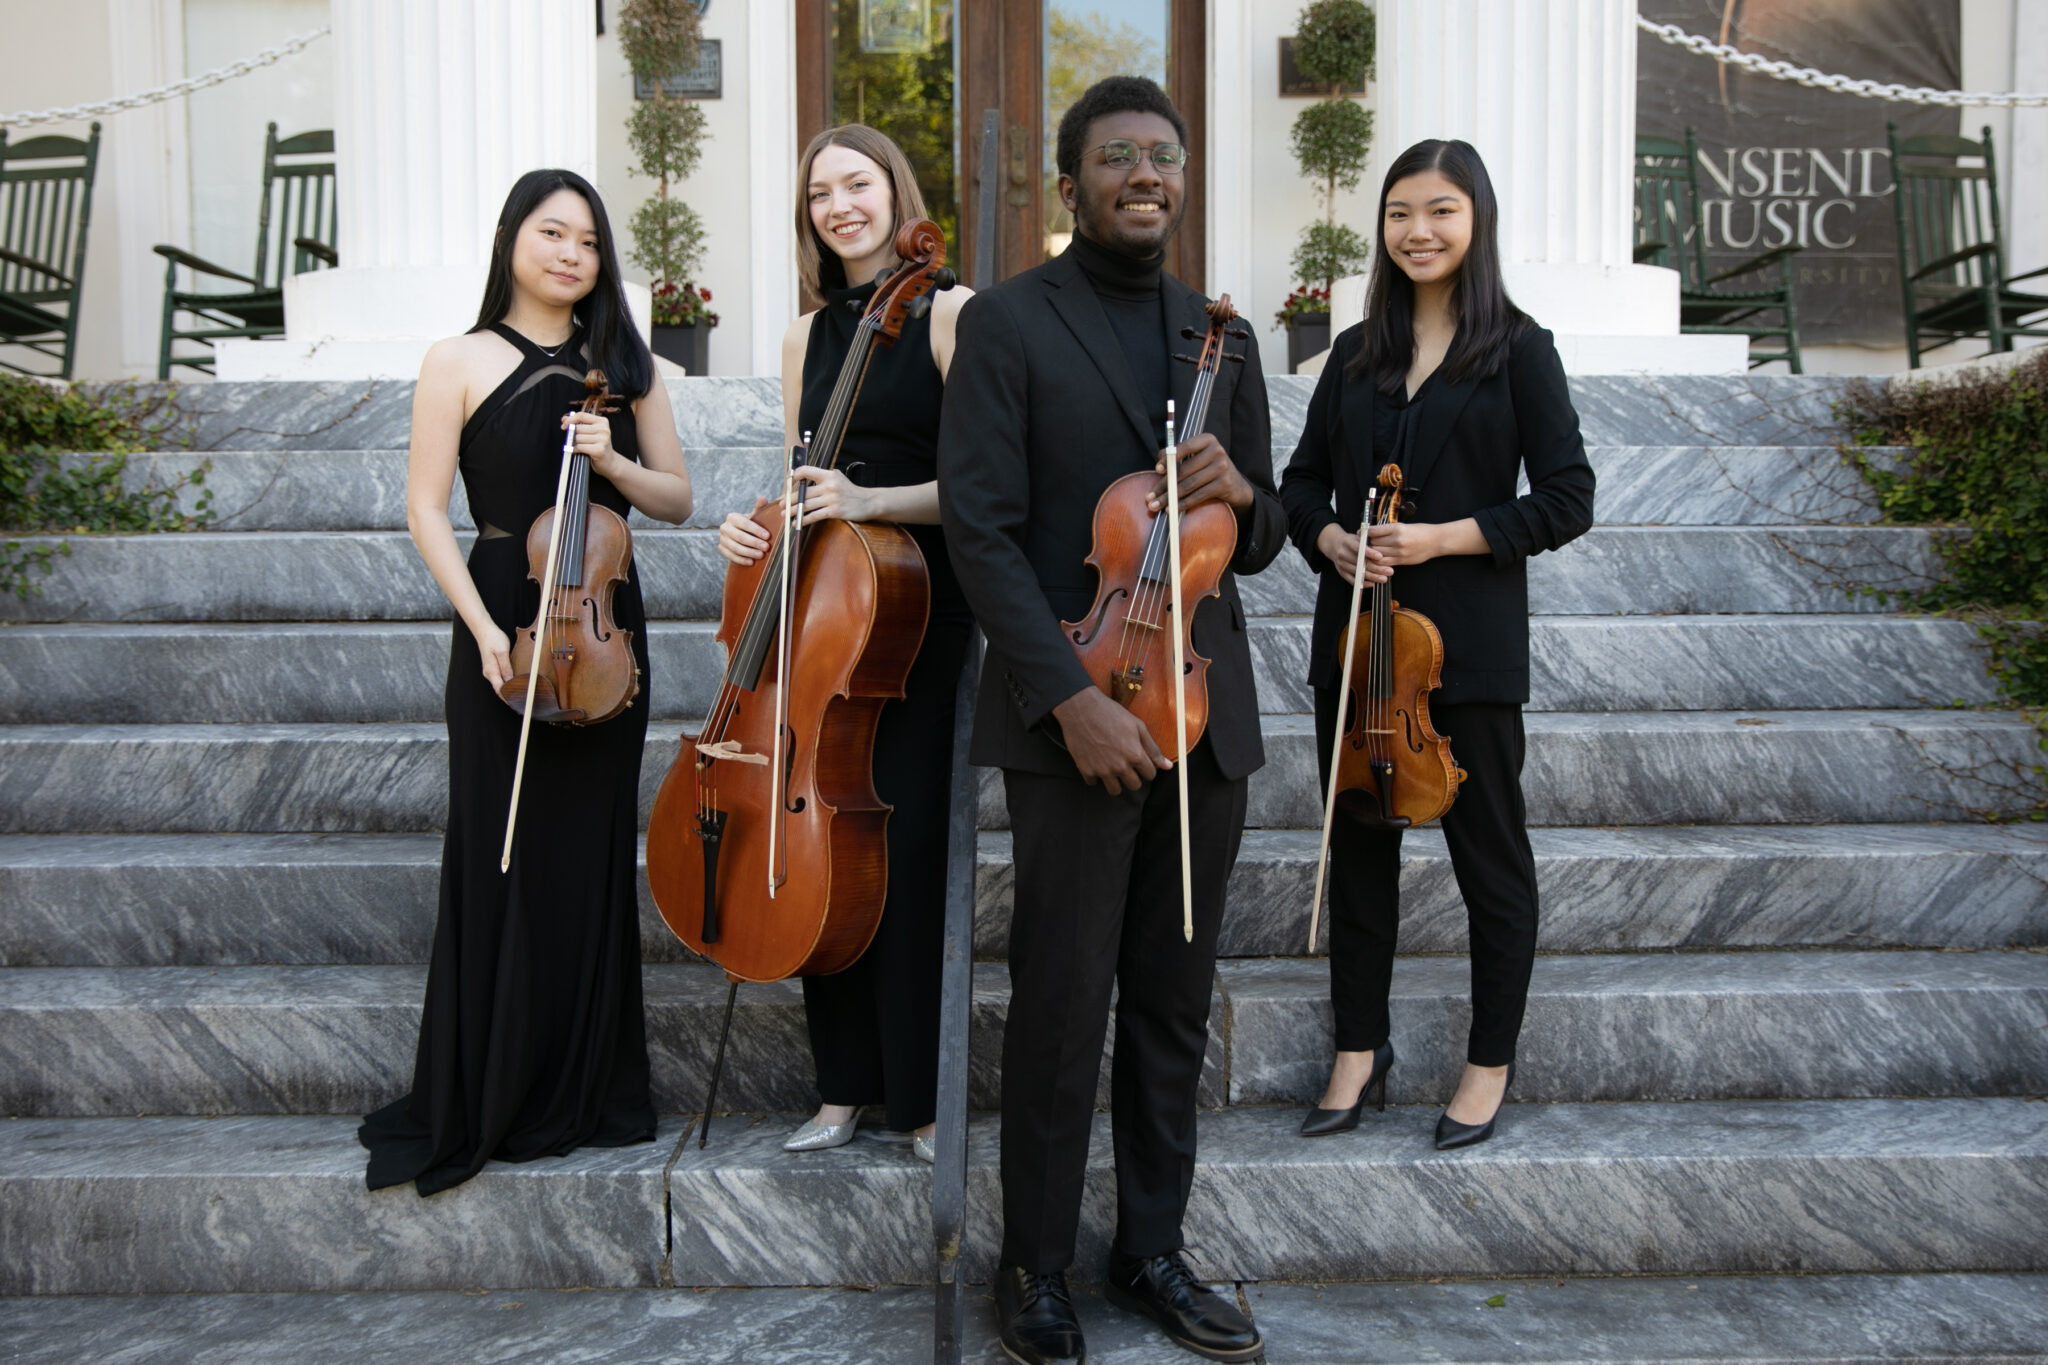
[1280,322,1596,705]
[937,246,1288,779]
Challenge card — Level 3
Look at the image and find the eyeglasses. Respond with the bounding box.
[1090,139,1188,174]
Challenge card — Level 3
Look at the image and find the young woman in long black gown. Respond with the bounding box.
[363,169,694,1195]
[715,125,972,1161]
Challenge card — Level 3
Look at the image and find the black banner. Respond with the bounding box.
[1636,0,1961,344]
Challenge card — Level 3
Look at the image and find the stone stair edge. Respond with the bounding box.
[5,823,2042,967]
[3,1096,2043,1292]
[1,947,2040,1115]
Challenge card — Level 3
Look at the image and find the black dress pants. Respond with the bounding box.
[801,620,971,1132]
[999,738,1246,1274]
[1312,690,1539,1067]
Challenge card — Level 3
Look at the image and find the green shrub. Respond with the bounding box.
[1840,349,2048,812]
[1286,0,1375,301]
[0,374,210,597]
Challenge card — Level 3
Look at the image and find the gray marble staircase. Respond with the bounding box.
[2,373,2043,1360]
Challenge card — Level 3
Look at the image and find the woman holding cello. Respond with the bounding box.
[1281,139,1594,1150]
[363,169,694,1195]
[713,125,971,1161]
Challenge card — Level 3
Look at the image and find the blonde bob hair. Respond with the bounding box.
[795,124,930,297]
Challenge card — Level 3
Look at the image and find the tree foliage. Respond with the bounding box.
[1841,350,2048,813]
[1290,98,1373,196]
[620,0,710,306]
[1288,0,1376,299]
[1291,221,1372,295]
[1294,0,1376,89]
[1,375,209,598]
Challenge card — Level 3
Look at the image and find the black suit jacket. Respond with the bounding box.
[1280,322,1596,704]
[937,245,1288,779]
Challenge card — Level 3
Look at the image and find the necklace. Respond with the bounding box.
[535,332,574,358]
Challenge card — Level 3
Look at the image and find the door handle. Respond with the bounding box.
[1009,125,1031,208]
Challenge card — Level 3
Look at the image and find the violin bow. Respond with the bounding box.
[1164,400,1194,944]
[1306,489,1377,950]
[500,417,582,874]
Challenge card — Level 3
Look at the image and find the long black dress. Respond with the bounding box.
[796,277,971,1133]
[361,323,657,1195]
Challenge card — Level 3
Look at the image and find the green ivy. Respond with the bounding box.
[0,374,210,598]
[1840,349,2048,814]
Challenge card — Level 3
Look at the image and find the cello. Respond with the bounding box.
[1305,462,1464,950]
[497,369,641,872]
[645,219,955,1138]
[1063,294,1249,940]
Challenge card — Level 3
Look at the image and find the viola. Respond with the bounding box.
[1306,462,1465,949]
[499,369,640,725]
[1062,293,1250,941]
[497,369,641,873]
[646,218,955,991]
[1063,294,1248,764]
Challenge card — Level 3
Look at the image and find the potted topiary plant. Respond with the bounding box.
[621,0,713,373]
[1285,0,1375,372]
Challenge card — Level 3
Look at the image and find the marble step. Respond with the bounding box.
[1,709,2039,836]
[0,614,2000,726]
[0,526,1943,623]
[5,1274,2047,1365]
[5,1096,2042,1292]
[98,442,1902,534]
[85,373,1860,455]
[4,825,2043,969]
[4,951,2041,1118]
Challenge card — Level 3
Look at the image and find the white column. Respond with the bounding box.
[218,0,642,380]
[104,0,189,375]
[1206,0,1254,303]
[1334,0,1745,373]
[746,0,796,377]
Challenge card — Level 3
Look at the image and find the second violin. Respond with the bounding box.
[1306,461,1464,949]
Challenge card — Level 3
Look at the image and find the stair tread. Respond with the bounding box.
[0,1272,2042,1365]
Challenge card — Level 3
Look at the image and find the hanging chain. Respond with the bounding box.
[1638,17,2048,108]
[2,27,331,130]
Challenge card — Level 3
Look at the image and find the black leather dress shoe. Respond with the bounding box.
[1105,1249,1264,1362]
[995,1264,1087,1365]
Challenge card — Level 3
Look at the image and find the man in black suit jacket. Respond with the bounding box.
[939,77,1283,1365]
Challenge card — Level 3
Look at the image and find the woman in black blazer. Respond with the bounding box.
[1281,138,1595,1149]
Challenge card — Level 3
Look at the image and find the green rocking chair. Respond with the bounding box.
[1634,129,1803,372]
[1887,121,2048,368]
[154,123,337,377]
[0,122,102,381]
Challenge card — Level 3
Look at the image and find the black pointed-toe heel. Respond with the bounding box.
[1299,1043,1396,1137]
[1435,1060,1516,1150]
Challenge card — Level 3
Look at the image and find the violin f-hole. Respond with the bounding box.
[1068,586,1129,647]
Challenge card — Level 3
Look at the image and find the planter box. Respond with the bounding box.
[650,321,711,375]
[1286,311,1332,374]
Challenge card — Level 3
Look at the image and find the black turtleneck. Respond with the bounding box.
[1069,230,1169,440]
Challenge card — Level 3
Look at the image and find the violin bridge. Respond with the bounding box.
[695,740,771,766]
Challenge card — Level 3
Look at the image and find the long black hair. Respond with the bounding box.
[1349,139,1527,394]
[471,168,653,401]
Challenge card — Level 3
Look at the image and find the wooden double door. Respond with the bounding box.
[796,0,1206,294]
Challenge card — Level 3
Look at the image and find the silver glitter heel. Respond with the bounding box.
[912,1133,936,1164]
[783,1110,862,1152]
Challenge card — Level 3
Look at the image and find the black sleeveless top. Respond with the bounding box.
[798,279,968,624]
[454,322,648,655]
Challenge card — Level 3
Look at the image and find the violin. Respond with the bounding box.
[1062,293,1249,941]
[499,369,640,725]
[646,218,955,989]
[497,369,640,873]
[1306,462,1465,949]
